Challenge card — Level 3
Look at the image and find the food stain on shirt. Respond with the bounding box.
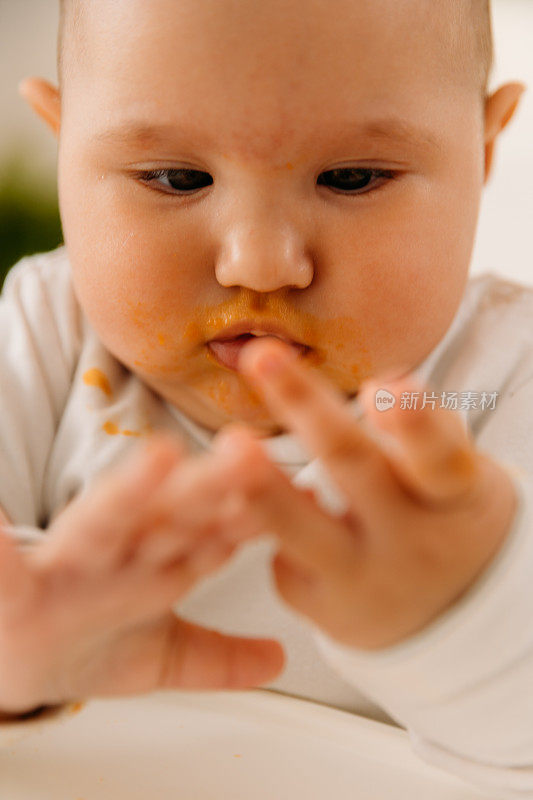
[102,421,151,438]
[83,368,113,398]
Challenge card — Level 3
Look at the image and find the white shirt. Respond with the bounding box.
[0,247,532,799]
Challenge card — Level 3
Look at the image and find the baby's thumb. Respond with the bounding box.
[71,614,285,704]
[158,616,286,691]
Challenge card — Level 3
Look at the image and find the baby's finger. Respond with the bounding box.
[143,534,238,606]
[72,613,285,698]
[158,445,255,530]
[135,524,190,564]
[135,491,258,570]
[177,533,239,578]
[157,616,285,690]
[64,430,262,572]
[119,528,248,629]
[271,551,324,623]
[45,434,184,568]
[218,433,359,576]
[239,339,398,517]
[360,375,481,505]
[127,435,265,563]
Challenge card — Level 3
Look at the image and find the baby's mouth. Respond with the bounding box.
[206,329,310,373]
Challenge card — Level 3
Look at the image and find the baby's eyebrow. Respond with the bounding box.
[91,116,440,156]
[312,117,441,155]
[91,121,206,148]
[349,118,440,151]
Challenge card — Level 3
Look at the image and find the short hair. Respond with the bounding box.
[453,0,494,94]
[57,0,85,90]
[57,0,494,94]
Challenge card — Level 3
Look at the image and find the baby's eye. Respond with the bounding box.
[317,167,394,195]
[138,168,214,194]
[135,166,394,197]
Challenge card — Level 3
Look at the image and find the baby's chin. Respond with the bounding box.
[202,387,360,439]
[144,364,359,436]
[208,401,287,438]
[157,380,282,435]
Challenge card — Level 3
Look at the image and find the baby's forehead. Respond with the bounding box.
[58,0,491,101]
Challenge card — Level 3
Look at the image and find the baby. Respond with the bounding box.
[1,0,532,795]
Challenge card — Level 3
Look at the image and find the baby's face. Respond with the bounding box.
[58,0,485,433]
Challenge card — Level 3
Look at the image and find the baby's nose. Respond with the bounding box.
[215,220,314,292]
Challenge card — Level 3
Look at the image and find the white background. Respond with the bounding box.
[0,0,531,285]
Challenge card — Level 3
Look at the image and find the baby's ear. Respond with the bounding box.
[19,77,61,137]
[484,82,526,183]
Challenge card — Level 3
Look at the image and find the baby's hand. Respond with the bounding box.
[233,339,519,650]
[0,435,284,715]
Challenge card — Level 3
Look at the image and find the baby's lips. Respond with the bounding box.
[237,336,299,378]
[209,333,304,373]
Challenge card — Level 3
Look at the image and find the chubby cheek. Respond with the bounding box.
[59,166,210,373]
[327,168,482,375]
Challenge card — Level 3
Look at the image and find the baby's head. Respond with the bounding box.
[23,0,524,433]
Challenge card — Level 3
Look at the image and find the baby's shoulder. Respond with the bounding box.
[460,273,533,365]
[3,245,72,293]
[468,272,533,328]
[2,245,75,311]
[0,246,85,365]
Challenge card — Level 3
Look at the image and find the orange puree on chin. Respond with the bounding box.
[127,291,372,424]
[185,292,371,389]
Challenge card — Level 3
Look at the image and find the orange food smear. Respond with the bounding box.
[83,368,112,398]
[103,421,146,438]
[126,290,373,422]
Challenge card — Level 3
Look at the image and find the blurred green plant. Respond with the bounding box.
[0,153,63,290]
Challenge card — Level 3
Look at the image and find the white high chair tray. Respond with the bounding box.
[0,688,487,799]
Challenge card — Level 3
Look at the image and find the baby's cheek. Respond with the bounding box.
[338,251,467,376]
[383,275,463,364]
